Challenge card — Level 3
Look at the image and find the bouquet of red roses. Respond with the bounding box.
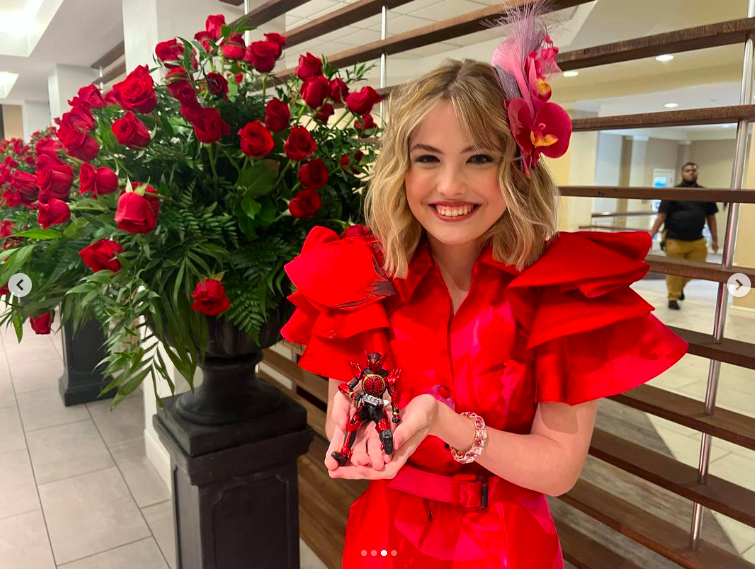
[0,13,382,406]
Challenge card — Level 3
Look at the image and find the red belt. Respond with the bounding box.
[387,465,489,510]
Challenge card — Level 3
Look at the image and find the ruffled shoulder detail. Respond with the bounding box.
[281,226,397,381]
[505,231,688,405]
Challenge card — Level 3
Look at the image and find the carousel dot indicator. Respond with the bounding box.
[381,550,387,556]
[391,550,398,556]
[361,550,367,556]
[371,550,377,556]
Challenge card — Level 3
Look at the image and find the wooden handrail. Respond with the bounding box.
[263,348,328,403]
[560,479,755,569]
[558,17,755,71]
[579,225,652,232]
[90,41,125,70]
[285,0,416,48]
[610,385,755,452]
[591,211,654,218]
[91,62,126,87]
[669,326,755,371]
[561,186,755,203]
[590,429,755,528]
[273,0,590,81]
[231,0,311,28]
[645,254,755,284]
[572,105,755,131]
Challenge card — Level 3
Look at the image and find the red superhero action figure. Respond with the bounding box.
[332,352,402,467]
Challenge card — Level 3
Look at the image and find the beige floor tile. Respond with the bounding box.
[39,467,150,565]
[110,440,170,508]
[3,336,61,368]
[10,358,64,395]
[647,414,698,439]
[678,380,755,419]
[709,452,755,492]
[0,373,15,408]
[57,537,169,569]
[87,394,145,448]
[653,426,729,468]
[0,405,26,453]
[0,448,40,521]
[745,543,755,564]
[708,437,755,460]
[142,500,176,569]
[301,538,327,569]
[0,510,56,569]
[17,387,90,432]
[27,420,113,485]
[711,512,755,555]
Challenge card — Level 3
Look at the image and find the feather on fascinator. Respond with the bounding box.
[490,0,572,176]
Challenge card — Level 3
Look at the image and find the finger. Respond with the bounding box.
[367,429,385,470]
[347,429,371,467]
[324,421,348,471]
[331,391,353,432]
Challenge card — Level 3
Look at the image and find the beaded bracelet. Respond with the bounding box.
[448,412,488,464]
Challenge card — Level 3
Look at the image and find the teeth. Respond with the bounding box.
[435,204,474,217]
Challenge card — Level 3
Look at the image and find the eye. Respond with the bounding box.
[414,154,439,163]
[469,154,494,164]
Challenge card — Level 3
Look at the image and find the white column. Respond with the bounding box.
[22,101,51,139]
[47,64,98,121]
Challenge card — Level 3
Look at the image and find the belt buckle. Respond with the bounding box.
[450,473,488,511]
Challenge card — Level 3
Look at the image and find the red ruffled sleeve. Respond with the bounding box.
[281,226,397,382]
[506,231,688,405]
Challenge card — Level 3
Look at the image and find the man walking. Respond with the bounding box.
[650,162,719,310]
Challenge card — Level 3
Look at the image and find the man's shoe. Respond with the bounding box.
[679,291,685,301]
[668,300,680,310]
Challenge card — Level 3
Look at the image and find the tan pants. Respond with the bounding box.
[665,238,708,300]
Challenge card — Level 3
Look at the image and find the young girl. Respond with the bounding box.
[281,8,688,568]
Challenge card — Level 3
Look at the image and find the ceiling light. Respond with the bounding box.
[563,70,579,77]
[656,54,675,62]
[664,103,679,108]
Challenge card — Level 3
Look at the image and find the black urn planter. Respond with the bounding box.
[152,301,313,569]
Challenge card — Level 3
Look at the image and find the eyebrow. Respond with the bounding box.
[410,143,487,154]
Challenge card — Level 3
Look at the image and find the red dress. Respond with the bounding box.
[282,226,688,569]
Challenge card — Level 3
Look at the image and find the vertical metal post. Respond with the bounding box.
[99,65,104,91]
[244,0,251,46]
[379,5,388,121]
[689,0,755,549]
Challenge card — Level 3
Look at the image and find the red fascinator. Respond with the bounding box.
[490,0,572,176]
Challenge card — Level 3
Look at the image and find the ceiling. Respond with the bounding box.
[1,0,754,141]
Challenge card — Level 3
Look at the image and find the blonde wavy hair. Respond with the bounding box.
[364,58,560,279]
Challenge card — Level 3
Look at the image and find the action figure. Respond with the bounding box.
[332,351,402,467]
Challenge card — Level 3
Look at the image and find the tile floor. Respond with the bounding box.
[0,318,326,569]
[0,275,753,568]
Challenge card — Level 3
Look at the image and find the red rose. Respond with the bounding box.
[38,199,71,228]
[36,164,73,200]
[264,99,290,132]
[35,138,62,158]
[220,33,246,60]
[235,72,244,84]
[354,113,376,131]
[301,75,330,109]
[79,164,118,197]
[298,159,329,190]
[346,86,381,115]
[206,72,228,99]
[61,105,96,132]
[61,130,99,161]
[155,38,191,68]
[295,53,322,81]
[315,103,334,123]
[10,170,36,193]
[329,78,348,104]
[205,14,226,40]
[238,121,274,157]
[30,312,54,335]
[1,220,15,237]
[194,30,214,52]
[190,107,230,144]
[179,101,203,122]
[191,278,230,316]
[68,85,106,109]
[115,183,161,233]
[245,41,278,73]
[113,73,157,114]
[265,33,286,58]
[112,111,151,148]
[36,153,65,169]
[341,224,372,239]
[165,68,194,101]
[104,89,121,106]
[79,239,123,273]
[2,190,21,208]
[283,126,316,161]
[288,189,321,219]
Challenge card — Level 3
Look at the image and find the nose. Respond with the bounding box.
[436,165,467,197]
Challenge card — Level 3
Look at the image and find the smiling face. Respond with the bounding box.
[405,100,507,250]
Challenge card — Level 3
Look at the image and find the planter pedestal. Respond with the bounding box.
[58,318,114,406]
[153,379,313,569]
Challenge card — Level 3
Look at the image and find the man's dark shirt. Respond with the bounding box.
[659,181,718,241]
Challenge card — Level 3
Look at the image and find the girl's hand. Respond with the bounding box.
[324,391,393,471]
[328,394,438,480]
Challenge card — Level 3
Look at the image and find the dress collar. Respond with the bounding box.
[391,238,520,304]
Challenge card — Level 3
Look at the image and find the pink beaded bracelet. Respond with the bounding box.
[448,412,488,464]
